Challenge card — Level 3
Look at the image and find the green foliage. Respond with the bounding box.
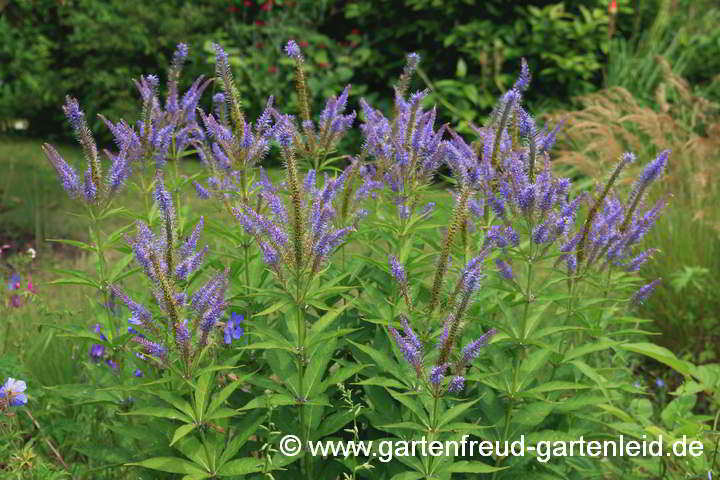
[344,0,611,134]
[0,0,231,141]
[2,9,720,478]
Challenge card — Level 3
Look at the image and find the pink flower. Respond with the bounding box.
[609,0,617,14]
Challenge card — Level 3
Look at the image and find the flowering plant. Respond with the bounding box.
[34,37,718,480]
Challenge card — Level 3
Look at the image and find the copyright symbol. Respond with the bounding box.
[279,435,302,456]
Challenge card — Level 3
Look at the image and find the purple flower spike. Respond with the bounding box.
[0,378,28,407]
[461,328,497,365]
[448,376,465,393]
[173,43,188,64]
[639,150,670,187]
[495,259,513,280]
[513,58,531,92]
[62,96,85,130]
[631,278,662,305]
[389,255,407,284]
[42,144,79,197]
[284,39,303,60]
[429,364,448,386]
[193,181,211,199]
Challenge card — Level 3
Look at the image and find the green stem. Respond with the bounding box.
[295,279,310,477]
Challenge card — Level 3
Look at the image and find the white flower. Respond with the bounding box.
[27,247,37,259]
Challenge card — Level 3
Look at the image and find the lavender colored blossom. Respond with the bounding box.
[0,378,28,407]
[260,242,278,265]
[42,144,79,197]
[637,150,670,190]
[175,245,208,281]
[62,96,85,130]
[389,318,423,371]
[135,337,167,358]
[513,58,531,92]
[448,376,465,393]
[460,328,497,365]
[173,43,188,65]
[83,169,97,201]
[532,221,551,244]
[154,177,174,222]
[284,39,303,60]
[429,364,448,386]
[134,369,144,378]
[625,248,658,272]
[566,254,577,274]
[175,319,191,348]
[486,225,519,248]
[495,259,513,280]
[631,278,661,305]
[110,286,152,326]
[193,181,211,199]
[389,255,407,284]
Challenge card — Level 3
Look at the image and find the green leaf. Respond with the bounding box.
[150,390,196,420]
[379,421,428,432]
[445,461,507,473]
[253,300,288,317]
[390,472,425,480]
[108,253,135,283]
[387,390,429,426]
[194,371,213,419]
[563,340,618,362]
[437,400,478,429]
[620,343,692,376]
[46,238,94,252]
[354,377,405,389]
[347,340,404,381]
[307,298,355,345]
[170,424,198,447]
[206,407,237,421]
[127,457,208,475]
[218,411,266,466]
[206,375,251,418]
[120,407,192,423]
[305,338,337,398]
[313,410,354,438]
[521,381,591,395]
[238,394,296,411]
[217,458,263,476]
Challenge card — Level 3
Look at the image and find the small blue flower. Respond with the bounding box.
[224,312,245,345]
[89,344,105,362]
[0,377,28,407]
[106,359,118,370]
[655,378,665,388]
[134,369,144,378]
